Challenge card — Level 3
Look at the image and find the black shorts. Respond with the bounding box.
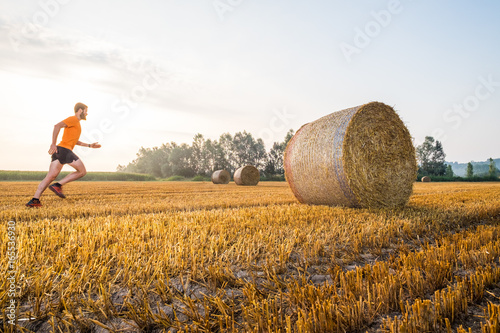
[51,146,80,165]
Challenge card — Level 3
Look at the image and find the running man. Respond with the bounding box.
[26,103,101,207]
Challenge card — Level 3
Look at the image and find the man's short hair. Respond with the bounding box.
[74,102,88,113]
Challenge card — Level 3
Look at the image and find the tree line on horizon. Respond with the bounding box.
[118,133,498,181]
[416,136,499,180]
[117,130,295,179]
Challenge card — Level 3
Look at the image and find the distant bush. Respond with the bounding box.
[0,170,156,181]
[192,175,211,181]
[86,172,156,181]
[261,174,286,181]
[165,175,185,181]
[416,174,500,182]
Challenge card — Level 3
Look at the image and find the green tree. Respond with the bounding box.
[283,129,294,146]
[191,134,206,175]
[416,136,434,174]
[202,139,221,173]
[265,129,295,175]
[169,144,194,177]
[218,133,236,173]
[431,141,446,175]
[466,162,474,178]
[131,146,169,177]
[265,142,283,175]
[253,138,268,170]
[158,143,176,177]
[445,164,454,178]
[232,131,267,170]
[489,158,497,178]
[416,136,446,176]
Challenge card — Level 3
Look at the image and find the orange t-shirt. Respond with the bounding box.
[58,116,81,151]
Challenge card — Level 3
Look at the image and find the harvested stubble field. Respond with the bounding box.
[1,181,500,333]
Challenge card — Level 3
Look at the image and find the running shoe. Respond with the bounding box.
[49,183,66,198]
[26,198,42,208]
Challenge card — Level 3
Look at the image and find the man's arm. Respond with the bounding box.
[48,121,67,155]
[76,141,102,148]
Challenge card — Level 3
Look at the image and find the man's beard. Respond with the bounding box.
[80,113,86,120]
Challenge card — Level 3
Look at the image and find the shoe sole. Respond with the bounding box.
[49,185,66,198]
[26,203,42,208]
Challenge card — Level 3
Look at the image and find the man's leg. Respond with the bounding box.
[58,159,87,186]
[34,160,64,199]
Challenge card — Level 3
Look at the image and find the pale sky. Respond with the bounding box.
[1,0,499,171]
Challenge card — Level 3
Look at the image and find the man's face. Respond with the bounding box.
[79,108,88,120]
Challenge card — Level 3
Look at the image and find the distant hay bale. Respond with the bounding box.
[234,166,260,186]
[421,176,431,182]
[284,101,417,208]
[211,170,231,184]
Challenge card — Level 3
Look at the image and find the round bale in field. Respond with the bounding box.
[211,170,231,184]
[284,101,417,208]
[421,176,431,182]
[234,165,260,186]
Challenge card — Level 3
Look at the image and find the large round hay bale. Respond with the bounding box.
[284,101,417,208]
[234,165,260,186]
[421,176,431,182]
[211,170,231,184]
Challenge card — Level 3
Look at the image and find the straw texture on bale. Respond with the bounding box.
[211,170,231,184]
[284,101,417,208]
[421,176,431,182]
[234,166,260,186]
